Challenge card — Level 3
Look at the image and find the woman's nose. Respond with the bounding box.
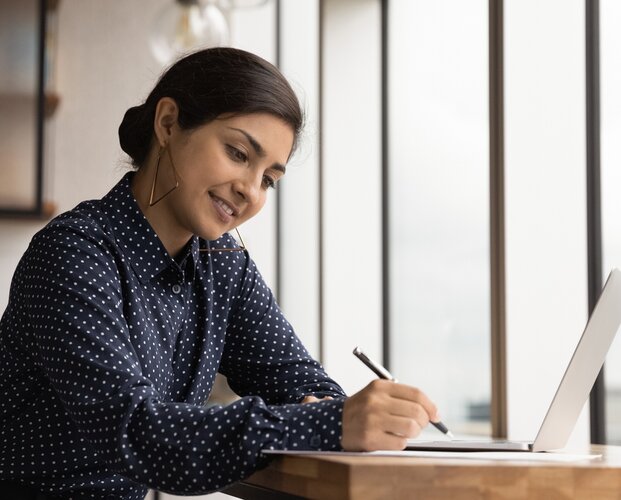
[233,174,261,205]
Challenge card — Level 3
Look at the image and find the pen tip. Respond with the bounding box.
[446,431,455,440]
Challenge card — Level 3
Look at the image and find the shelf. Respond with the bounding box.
[45,92,60,117]
[46,0,60,11]
[0,93,60,117]
[0,200,57,220]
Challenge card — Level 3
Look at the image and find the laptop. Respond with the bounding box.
[406,268,621,452]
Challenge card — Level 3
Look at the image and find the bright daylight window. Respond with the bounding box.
[601,0,621,444]
[387,0,491,435]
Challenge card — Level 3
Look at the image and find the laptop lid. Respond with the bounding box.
[531,268,621,451]
[406,268,621,452]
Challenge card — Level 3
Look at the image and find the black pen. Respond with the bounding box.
[352,346,455,440]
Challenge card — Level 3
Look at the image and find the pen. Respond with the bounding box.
[352,346,455,440]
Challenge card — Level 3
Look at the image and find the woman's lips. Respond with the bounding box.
[210,194,236,223]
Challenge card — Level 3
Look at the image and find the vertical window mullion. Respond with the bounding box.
[489,0,507,440]
[585,0,605,444]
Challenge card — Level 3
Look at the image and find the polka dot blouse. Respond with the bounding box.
[0,173,346,499]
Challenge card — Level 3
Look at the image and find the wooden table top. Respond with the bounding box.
[235,445,621,499]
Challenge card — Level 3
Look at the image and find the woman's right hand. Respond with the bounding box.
[340,379,439,451]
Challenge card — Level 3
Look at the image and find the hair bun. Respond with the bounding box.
[118,104,152,167]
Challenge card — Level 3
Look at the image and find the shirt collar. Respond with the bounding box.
[101,172,199,284]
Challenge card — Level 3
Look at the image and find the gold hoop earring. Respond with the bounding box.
[149,144,179,207]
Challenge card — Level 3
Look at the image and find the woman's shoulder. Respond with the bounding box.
[12,200,119,287]
[30,199,114,255]
[36,173,136,246]
[46,197,109,231]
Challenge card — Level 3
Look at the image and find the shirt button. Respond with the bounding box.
[310,435,322,448]
[172,284,182,294]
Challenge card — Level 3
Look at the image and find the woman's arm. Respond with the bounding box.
[219,253,346,404]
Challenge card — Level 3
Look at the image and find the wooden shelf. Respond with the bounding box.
[46,0,60,12]
[0,200,57,220]
[45,92,60,117]
[0,92,60,117]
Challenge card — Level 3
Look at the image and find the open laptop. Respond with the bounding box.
[406,268,621,452]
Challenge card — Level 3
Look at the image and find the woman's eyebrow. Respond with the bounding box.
[228,127,264,156]
[227,127,287,174]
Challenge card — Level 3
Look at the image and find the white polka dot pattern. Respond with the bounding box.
[0,173,346,499]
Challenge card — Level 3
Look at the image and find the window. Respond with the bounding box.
[601,0,621,444]
[387,0,491,435]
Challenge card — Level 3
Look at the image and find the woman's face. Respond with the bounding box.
[162,112,294,243]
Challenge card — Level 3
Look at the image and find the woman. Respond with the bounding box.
[0,47,439,499]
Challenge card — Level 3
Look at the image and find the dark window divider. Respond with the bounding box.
[489,0,508,439]
[381,0,390,370]
[586,0,605,445]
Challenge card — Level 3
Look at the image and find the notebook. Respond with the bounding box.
[406,268,621,452]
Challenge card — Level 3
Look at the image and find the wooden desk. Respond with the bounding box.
[224,445,621,499]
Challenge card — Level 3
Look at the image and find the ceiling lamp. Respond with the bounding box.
[149,0,269,65]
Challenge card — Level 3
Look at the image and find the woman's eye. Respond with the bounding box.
[227,145,248,163]
[262,175,276,189]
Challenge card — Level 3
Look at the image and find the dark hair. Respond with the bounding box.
[118,47,303,167]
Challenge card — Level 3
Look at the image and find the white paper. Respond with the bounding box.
[261,449,600,463]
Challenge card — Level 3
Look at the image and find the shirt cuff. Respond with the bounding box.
[266,398,344,451]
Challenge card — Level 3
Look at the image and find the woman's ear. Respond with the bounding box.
[153,97,179,147]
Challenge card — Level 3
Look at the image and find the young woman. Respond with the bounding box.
[0,47,439,499]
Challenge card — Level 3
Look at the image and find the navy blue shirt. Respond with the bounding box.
[0,173,346,499]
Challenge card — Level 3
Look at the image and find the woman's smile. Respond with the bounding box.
[210,193,237,223]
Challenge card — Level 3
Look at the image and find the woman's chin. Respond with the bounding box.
[192,223,226,242]
[202,231,226,242]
